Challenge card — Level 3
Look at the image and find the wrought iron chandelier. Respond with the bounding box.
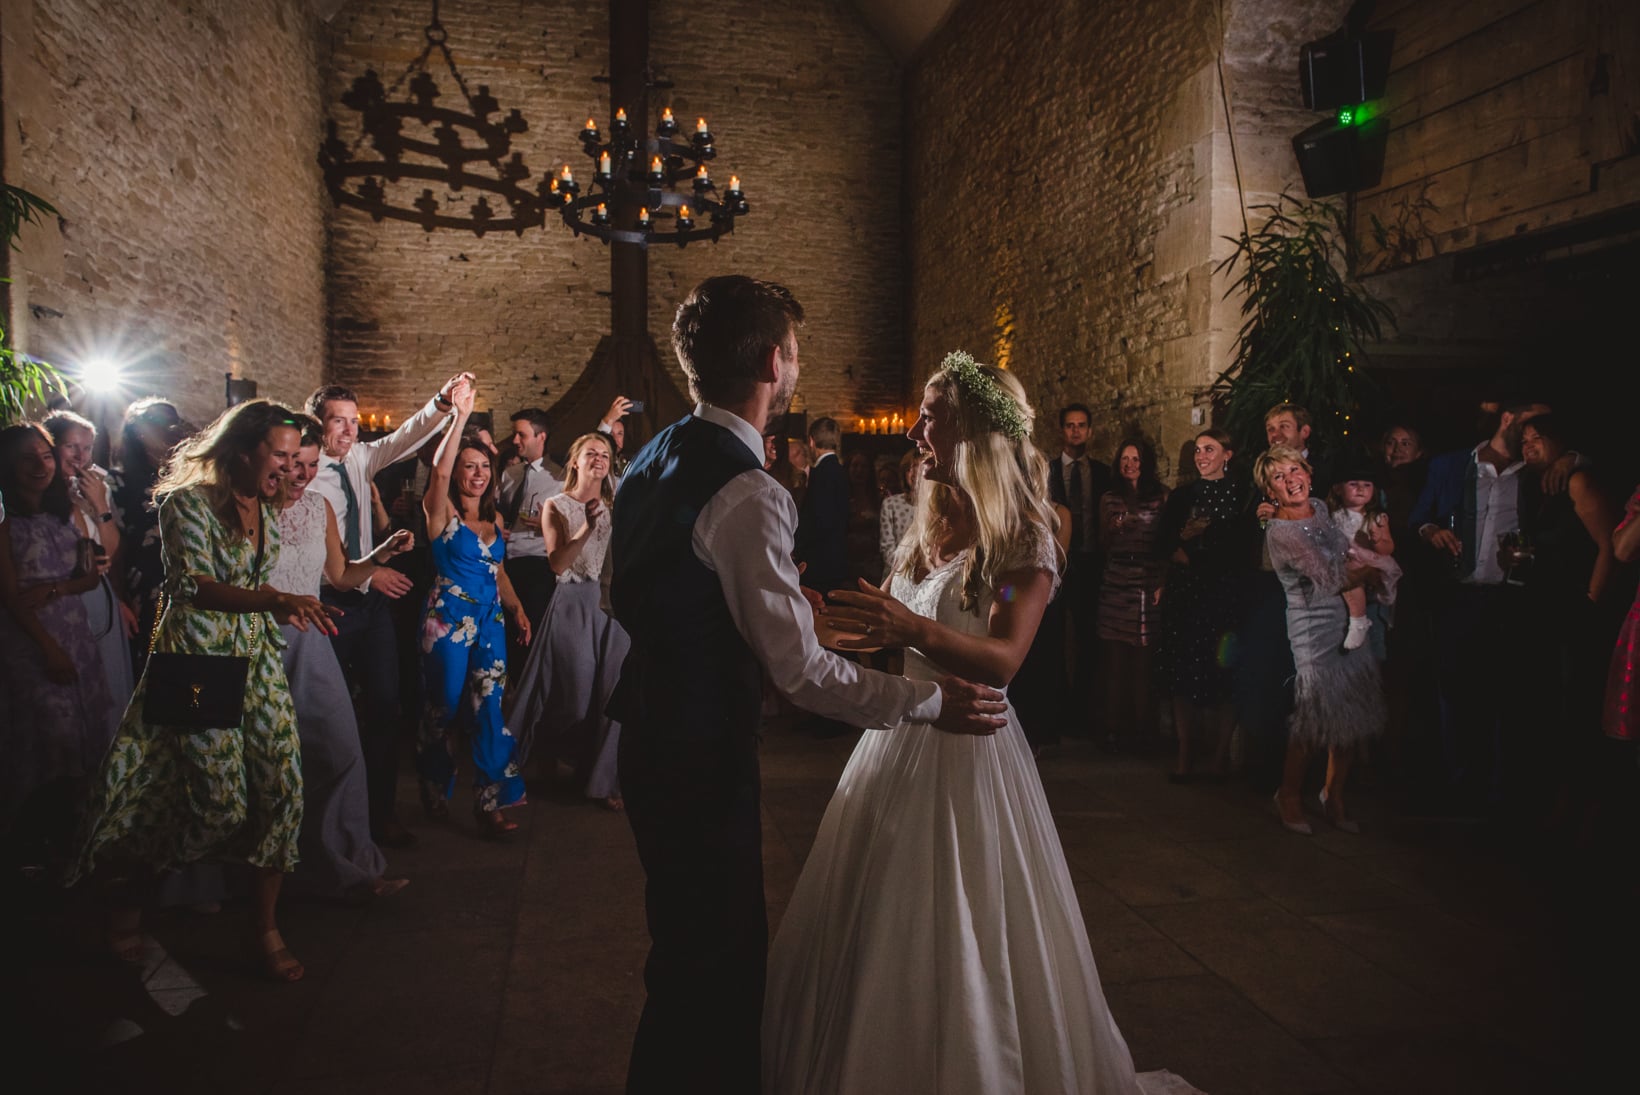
[318,2,551,237]
[549,105,750,248]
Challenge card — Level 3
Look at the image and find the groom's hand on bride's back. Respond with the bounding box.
[933,676,1008,736]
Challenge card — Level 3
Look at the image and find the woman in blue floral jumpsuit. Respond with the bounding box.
[417,382,532,836]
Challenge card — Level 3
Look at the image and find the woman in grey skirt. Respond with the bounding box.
[1255,446,1392,836]
[510,432,627,809]
[272,420,412,897]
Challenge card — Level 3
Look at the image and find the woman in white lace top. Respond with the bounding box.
[269,420,413,897]
[509,432,630,809]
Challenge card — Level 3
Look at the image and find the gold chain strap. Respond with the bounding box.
[146,592,259,657]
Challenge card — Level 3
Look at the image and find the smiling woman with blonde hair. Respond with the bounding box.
[763,351,1143,1094]
[509,431,630,810]
[1253,444,1391,835]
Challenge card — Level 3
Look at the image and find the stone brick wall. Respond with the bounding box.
[905,0,1349,477]
[324,0,903,431]
[2,0,329,428]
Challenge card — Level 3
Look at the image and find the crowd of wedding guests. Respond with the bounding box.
[2,365,1635,981]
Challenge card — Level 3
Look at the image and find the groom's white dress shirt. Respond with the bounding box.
[689,403,941,727]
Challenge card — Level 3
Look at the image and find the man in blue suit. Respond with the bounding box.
[1408,398,1548,813]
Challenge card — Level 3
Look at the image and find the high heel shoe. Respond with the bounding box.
[1273,791,1313,835]
[474,805,520,839]
[1318,788,1361,834]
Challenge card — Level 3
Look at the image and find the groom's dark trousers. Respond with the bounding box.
[608,416,768,1095]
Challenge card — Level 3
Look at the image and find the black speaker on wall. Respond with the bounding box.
[1300,30,1393,110]
[1292,114,1388,198]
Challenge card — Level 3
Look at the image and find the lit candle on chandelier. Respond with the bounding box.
[368,413,379,430]
[638,206,650,227]
[661,106,675,126]
[597,151,612,176]
[615,107,628,125]
[581,117,599,141]
[677,204,694,229]
[727,174,742,195]
[648,155,664,184]
[383,413,392,429]
[592,202,609,225]
[694,164,711,190]
[559,164,575,185]
[696,116,709,136]
[856,418,866,434]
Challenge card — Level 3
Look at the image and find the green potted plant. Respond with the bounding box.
[1209,192,1394,457]
[0,182,63,424]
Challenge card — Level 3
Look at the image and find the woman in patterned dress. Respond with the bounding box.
[417,381,532,837]
[0,424,112,856]
[1154,428,1259,781]
[1096,438,1169,749]
[509,432,627,809]
[72,400,337,980]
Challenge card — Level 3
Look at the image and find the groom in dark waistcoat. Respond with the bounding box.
[608,275,1007,1094]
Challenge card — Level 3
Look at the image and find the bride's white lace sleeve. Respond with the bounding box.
[997,518,1063,599]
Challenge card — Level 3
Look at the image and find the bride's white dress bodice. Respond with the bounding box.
[888,526,1061,687]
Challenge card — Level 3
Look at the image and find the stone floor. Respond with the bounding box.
[12,723,1634,1094]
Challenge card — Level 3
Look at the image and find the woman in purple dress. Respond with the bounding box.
[0,424,112,859]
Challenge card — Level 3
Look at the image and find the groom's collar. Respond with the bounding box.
[693,403,763,463]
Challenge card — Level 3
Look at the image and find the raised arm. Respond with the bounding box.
[544,497,601,575]
[422,380,474,537]
[357,371,473,477]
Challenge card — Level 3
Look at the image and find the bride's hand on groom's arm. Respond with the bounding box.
[826,580,925,651]
[932,676,1007,736]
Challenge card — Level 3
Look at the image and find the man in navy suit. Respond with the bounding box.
[1408,398,1549,812]
[794,415,848,595]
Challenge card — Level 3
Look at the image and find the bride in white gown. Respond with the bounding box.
[762,353,1146,1095]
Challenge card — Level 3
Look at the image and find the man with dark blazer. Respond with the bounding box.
[1408,398,1548,813]
[607,275,1006,1094]
[1047,403,1111,739]
[794,415,848,595]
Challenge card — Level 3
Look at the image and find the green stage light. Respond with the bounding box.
[1337,106,1354,126]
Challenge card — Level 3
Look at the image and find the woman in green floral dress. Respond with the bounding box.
[72,400,337,981]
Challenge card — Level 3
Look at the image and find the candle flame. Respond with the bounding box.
[638,207,650,224]
[662,107,675,121]
[384,414,392,428]
[615,107,627,122]
[729,174,741,189]
[585,117,597,130]
[696,165,709,178]
[696,117,708,132]
[650,156,663,171]
[560,164,573,179]
[680,205,691,218]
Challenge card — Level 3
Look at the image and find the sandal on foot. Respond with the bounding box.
[473,806,520,839]
[419,781,450,822]
[253,929,304,983]
[370,876,410,898]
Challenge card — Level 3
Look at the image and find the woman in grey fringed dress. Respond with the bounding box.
[1256,446,1391,836]
[509,432,628,808]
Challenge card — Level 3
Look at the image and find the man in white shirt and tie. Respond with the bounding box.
[500,407,565,680]
[1046,403,1111,741]
[306,373,470,848]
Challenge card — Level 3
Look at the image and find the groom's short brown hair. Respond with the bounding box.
[672,275,804,406]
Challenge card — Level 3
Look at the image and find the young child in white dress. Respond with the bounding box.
[1328,467,1401,655]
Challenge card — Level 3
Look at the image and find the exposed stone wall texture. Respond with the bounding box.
[324,0,903,431]
[2,0,329,428]
[905,0,1347,476]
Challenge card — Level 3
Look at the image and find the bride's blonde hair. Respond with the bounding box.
[892,355,1061,612]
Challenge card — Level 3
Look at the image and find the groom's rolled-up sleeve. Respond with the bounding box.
[695,470,941,729]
